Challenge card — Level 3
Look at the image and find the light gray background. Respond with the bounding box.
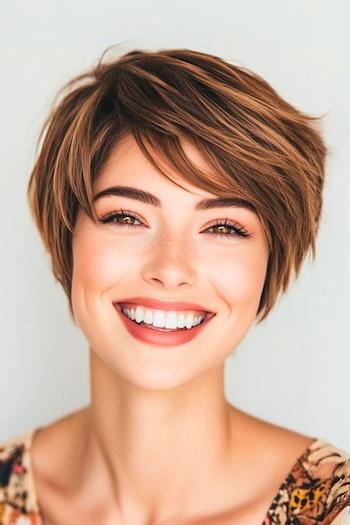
[1,0,349,448]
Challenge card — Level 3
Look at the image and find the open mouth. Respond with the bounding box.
[115,303,215,332]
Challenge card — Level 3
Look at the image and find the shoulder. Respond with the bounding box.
[0,430,41,525]
[265,438,350,525]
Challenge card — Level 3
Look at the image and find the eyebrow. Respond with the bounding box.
[93,185,257,213]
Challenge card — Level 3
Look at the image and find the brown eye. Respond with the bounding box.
[99,209,143,228]
[205,219,251,240]
[98,211,251,240]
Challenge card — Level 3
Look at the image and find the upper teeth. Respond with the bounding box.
[121,305,206,329]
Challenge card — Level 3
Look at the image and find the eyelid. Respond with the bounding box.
[98,208,248,226]
[99,208,144,224]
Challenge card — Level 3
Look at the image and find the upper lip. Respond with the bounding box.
[114,296,215,314]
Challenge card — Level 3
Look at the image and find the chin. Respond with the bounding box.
[90,336,217,392]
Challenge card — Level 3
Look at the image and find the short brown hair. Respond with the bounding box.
[27,46,327,324]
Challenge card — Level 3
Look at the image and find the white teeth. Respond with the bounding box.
[135,306,144,324]
[143,308,153,325]
[153,309,167,328]
[121,305,206,330]
[157,310,177,329]
[185,312,194,329]
[176,312,186,329]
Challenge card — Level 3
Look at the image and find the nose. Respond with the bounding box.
[141,231,197,290]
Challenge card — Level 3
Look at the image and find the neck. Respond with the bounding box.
[75,348,240,523]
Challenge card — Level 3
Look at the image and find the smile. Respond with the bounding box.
[113,303,216,347]
[120,304,209,331]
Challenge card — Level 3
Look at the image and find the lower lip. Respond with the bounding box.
[114,304,215,347]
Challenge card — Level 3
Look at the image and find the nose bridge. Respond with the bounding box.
[143,227,197,286]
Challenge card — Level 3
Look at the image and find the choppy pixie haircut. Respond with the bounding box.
[27,46,327,324]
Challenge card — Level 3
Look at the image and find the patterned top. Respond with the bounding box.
[0,429,349,524]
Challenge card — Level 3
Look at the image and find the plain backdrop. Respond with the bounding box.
[1,0,349,449]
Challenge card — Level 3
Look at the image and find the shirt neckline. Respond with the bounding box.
[260,435,320,522]
[24,427,322,525]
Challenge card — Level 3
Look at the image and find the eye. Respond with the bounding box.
[98,210,252,240]
[205,219,252,240]
[98,209,143,228]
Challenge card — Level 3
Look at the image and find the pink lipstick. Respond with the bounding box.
[113,303,215,347]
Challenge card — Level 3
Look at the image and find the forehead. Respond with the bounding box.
[94,135,258,218]
[93,133,258,216]
[94,132,215,199]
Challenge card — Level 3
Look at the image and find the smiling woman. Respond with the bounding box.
[0,47,349,525]
[26,47,326,326]
[70,133,269,357]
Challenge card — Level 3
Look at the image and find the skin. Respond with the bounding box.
[31,133,314,525]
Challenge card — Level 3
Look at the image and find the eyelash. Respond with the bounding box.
[98,209,252,240]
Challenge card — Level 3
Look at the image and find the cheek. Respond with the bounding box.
[72,233,136,292]
[70,230,146,328]
[207,244,268,313]
[70,229,121,324]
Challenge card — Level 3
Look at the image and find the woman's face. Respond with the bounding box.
[71,133,269,390]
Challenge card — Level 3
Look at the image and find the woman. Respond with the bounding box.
[0,47,349,525]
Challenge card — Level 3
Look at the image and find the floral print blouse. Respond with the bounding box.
[0,429,349,524]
